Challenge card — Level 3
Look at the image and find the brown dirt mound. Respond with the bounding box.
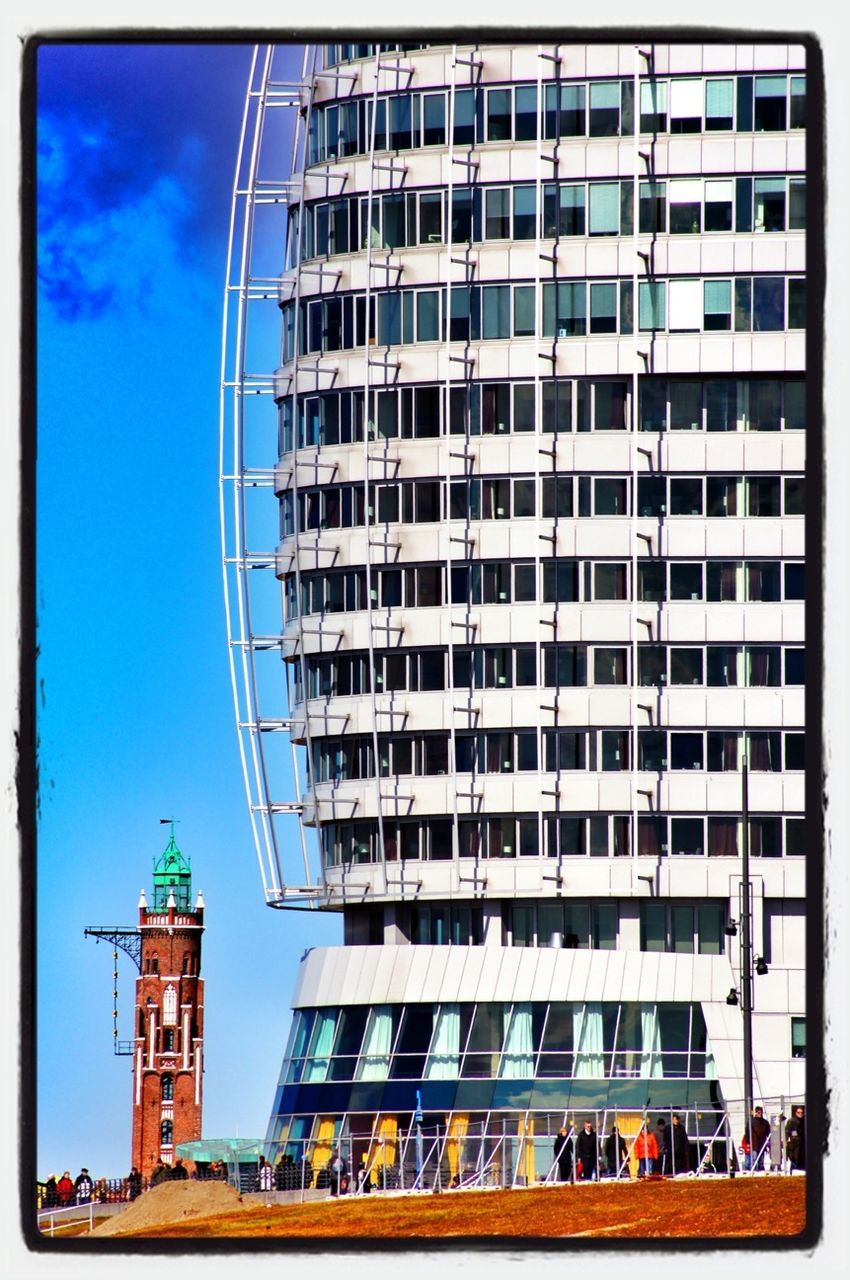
[91,1180,251,1237]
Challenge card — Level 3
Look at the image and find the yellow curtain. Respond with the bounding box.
[446,1113,469,1180]
[614,1114,642,1179]
[368,1115,398,1169]
[311,1117,336,1172]
[517,1115,536,1186]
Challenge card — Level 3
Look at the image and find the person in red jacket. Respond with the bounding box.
[56,1171,75,1205]
[634,1120,659,1177]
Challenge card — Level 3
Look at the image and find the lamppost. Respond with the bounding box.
[724,755,770,1172]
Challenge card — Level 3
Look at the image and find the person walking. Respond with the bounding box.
[603,1126,628,1178]
[667,1114,691,1175]
[127,1167,142,1200]
[634,1120,658,1177]
[327,1147,347,1197]
[785,1105,806,1172]
[258,1156,274,1192]
[655,1119,668,1174]
[553,1126,574,1182]
[575,1120,598,1181]
[74,1168,93,1205]
[744,1106,772,1171]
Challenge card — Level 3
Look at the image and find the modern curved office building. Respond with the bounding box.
[222,38,810,1185]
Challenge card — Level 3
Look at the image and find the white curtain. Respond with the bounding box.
[357,1006,394,1080]
[500,1004,534,1078]
[426,1004,461,1079]
[303,1009,337,1082]
[573,1002,604,1077]
[640,1004,664,1078]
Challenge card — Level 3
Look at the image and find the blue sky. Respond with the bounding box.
[36,40,338,1179]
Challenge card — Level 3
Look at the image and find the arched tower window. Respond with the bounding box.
[162,984,177,1026]
[182,952,190,975]
[161,1074,174,1101]
[161,1119,173,1146]
[150,954,159,975]
[138,1009,145,1037]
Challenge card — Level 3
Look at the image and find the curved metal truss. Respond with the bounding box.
[219,44,319,908]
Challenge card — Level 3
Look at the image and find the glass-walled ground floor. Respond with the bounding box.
[264,1093,807,1192]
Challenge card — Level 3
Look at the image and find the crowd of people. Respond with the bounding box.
[552,1106,806,1181]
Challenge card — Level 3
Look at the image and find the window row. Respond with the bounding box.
[506,899,727,956]
[285,556,805,621]
[304,74,805,165]
[293,638,805,702]
[323,42,429,67]
[310,727,803,782]
[280,375,806,452]
[282,275,805,357]
[295,173,804,262]
[281,473,804,534]
[320,812,804,865]
[284,1000,714,1086]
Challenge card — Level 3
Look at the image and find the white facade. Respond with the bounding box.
[227,39,808,1180]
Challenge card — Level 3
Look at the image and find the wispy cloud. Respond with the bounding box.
[38,112,197,321]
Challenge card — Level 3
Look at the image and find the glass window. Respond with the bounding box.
[697,905,724,955]
[669,179,702,234]
[754,75,787,131]
[594,648,627,685]
[545,83,586,138]
[704,179,733,231]
[485,187,509,239]
[790,76,806,129]
[590,283,618,334]
[704,279,732,331]
[669,78,702,133]
[422,92,445,145]
[670,817,704,856]
[589,183,620,235]
[514,286,536,338]
[515,85,537,140]
[638,281,665,331]
[705,79,734,130]
[487,88,512,141]
[641,902,668,950]
[640,79,667,132]
[589,81,621,136]
[544,282,587,337]
[670,477,703,515]
[513,185,536,239]
[671,732,703,770]
[670,648,703,685]
[788,279,806,330]
[639,180,666,233]
[482,286,511,339]
[791,1017,806,1059]
[754,177,786,232]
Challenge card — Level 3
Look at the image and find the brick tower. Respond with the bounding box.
[131,828,205,1176]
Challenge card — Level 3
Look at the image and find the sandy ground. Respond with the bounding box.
[89,1174,807,1241]
[90,1180,252,1237]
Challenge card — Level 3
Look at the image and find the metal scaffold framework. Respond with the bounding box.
[220,45,320,909]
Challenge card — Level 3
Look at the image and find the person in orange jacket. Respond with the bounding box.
[634,1120,659,1177]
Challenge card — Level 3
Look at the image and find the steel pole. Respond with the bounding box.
[741,755,754,1163]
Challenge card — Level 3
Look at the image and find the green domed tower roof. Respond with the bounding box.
[152,823,192,911]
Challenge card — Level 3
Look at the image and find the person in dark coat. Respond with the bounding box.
[327,1148,347,1196]
[603,1126,628,1178]
[150,1162,168,1187]
[43,1175,59,1208]
[655,1119,668,1174]
[785,1105,806,1171]
[667,1114,691,1175]
[127,1168,142,1200]
[357,1156,372,1193]
[553,1126,574,1182]
[744,1106,772,1171]
[575,1120,598,1181]
[74,1168,93,1205]
[169,1158,189,1180]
